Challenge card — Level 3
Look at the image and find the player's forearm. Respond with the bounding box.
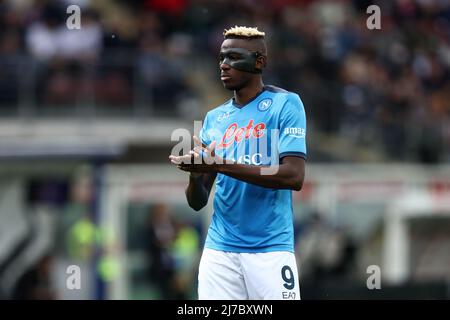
[185,174,209,211]
[217,163,303,190]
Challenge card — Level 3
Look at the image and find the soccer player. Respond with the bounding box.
[169,26,306,300]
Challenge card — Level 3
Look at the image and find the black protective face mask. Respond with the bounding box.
[219,48,263,74]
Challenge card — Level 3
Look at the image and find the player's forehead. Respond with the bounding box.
[220,39,254,52]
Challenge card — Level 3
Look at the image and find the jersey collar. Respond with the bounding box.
[231,86,267,109]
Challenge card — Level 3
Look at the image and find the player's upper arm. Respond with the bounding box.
[278,94,307,161]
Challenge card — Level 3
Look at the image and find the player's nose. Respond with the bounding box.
[220,62,231,71]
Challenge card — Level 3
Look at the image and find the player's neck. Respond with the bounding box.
[234,78,265,106]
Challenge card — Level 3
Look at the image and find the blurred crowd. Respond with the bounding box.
[0,0,450,161]
[143,203,200,299]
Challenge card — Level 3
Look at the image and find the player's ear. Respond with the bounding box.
[255,54,267,70]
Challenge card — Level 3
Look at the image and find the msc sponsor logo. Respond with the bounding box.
[229,153,263,165]
[284,127,305,138]
[257,98,272,111]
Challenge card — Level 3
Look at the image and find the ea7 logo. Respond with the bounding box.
[217,112,230,122]
[282,292,296,299]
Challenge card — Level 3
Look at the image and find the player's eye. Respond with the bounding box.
[219,52,242,64]
[228,53,241,60]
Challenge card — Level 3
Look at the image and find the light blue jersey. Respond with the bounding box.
[199,85,307,253]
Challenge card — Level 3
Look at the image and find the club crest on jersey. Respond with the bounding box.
[257,98,272,111]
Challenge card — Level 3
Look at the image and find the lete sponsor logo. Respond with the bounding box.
[217,120,266,149]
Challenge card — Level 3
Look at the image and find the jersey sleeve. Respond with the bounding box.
[278,94,307,160]
[199,112,211,146]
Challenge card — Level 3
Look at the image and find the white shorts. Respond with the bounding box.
[198,248,300,300]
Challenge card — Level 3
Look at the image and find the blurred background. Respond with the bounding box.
[0,0,449,299]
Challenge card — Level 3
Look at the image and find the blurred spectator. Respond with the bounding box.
[25,3,102,62]
[171,219,200,299]
[143,203,200,299]
[58,173,93,256]
[12,254,56,300]
[0,30,21,108]
[57,9,103,61]
[25,2,64,61]
[296,212,357,284]
[144,203,178,299]
[137,33,191,114]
